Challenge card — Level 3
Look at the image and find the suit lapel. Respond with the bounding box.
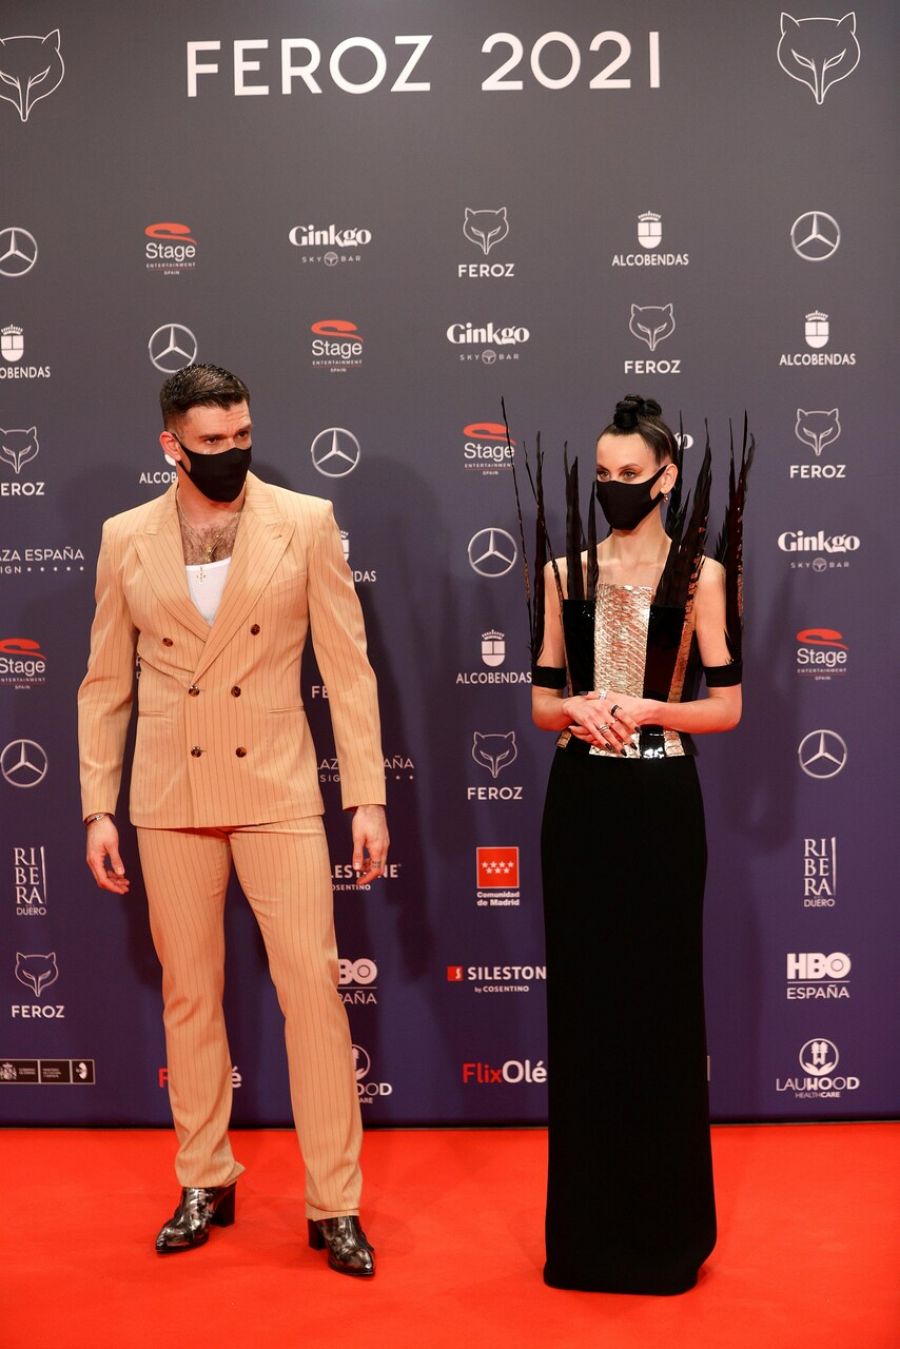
[191,474,294,681]
[132,486,211,642]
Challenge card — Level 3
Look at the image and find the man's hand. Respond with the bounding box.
[351,805,390,886]
[85,817,130,894]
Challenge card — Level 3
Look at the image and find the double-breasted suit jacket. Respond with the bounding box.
[78,472,385,827]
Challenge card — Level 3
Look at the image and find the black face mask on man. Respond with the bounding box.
[172,436,252,503]
[595,464,668,532]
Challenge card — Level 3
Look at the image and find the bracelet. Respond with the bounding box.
[85,812,111,826]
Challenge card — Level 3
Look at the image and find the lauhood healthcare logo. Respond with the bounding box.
[780,311,856,367]
[0,325,49,380]
[456,630,530,688]
[778,529,859,571]
[310,319,364,373]
[611,212,689,268]
[0,31,64,122]
[475,846,520,908]
[447,962,545,994]
[14,845,47,916]
[447,321,529,364]
[804,837,837,907]
[798,729,847,779]
[338,957,378,1006]
[289,223,372,266]
[625,303,680,375]
[0,637,47,689]
[791,408,845,479]
[1,426,45,497]
[0,228,38,278]
[777,13,860,105]
[786,951,850,999]
[776,1038,859,1101]
[12,950,63,1019]
[0,544,85,578]
[144,222,197,275]
[462,1057,546,1085]
[352,1043,392,1103]
[463,421,514,474]
[460,208,515,278]
[796,627,847,680]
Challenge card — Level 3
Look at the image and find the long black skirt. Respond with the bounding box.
[541,747,716,1294]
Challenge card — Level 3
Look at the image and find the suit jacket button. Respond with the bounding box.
[190,746,202,757]
[162,638,174,647]
[250,624,260,635]
[188,684,200,696]
[235,746,247,758]
[231,686,241,697]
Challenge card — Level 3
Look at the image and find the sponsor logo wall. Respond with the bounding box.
[0,4,893,1128]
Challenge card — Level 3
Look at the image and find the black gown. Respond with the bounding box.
[540,579,715,1295]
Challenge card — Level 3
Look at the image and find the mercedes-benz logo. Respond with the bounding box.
[148,323,198,373]
[1,738,48,788]
[0,227,38,277]
[799,1038,839,1077]
[467,527,517,577]
[791,211,840,262]
[352,1044,371,1080]
[311,427,361,477]
[798,729,847,779]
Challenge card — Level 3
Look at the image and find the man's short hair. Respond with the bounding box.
[159,363,250,427]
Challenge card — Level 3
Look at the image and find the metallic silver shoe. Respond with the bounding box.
[155,1183,236,1253]
[308,1215,375,1277]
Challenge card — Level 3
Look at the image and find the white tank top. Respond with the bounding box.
[185,557,231,625]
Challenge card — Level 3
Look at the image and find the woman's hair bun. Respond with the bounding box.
[612,394,662,431]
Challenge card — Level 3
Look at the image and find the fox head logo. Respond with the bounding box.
[15,952,58,997]
[777,13,860,105]
[629,304,675,352]
[0,31,65,123]
[472,731,518,779]
[795,408,841,457]
[463,208,509,256]
[0,427,39,474]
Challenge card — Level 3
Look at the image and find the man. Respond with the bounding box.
[78,363,388,1276]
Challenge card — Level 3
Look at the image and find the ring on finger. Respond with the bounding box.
[610,704,622,719]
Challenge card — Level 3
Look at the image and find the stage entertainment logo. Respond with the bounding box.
[462,421,514,475]
[0,638,47,690]
[460,208,515,278]
[475,846,521,908]
[456,630,530,689]
[796,628,847,680]
[611,212,689,269]
[0,326,50,380]
[310,319,364,373]
[625,303,680,375]
[13,845,48,916]
[352,1044,393,1103]
[339,957,378,1005]
[777,13,860,105]
[1,426,45,497]
[289,222,372,267]
[790,408,845,479]
[778,529,859,571]
[779,312,856,367]
[11,950,63,1020]
[0,31,64,122]
[786,951,850,999]
[803,837,837,907]
[145,222,197,275]
[776,1039,859,1101]
[462,1057,546,1085]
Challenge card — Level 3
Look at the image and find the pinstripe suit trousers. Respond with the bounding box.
[136,817,362,1220]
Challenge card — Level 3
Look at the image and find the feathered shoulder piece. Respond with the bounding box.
[655,426,713,611]
[712,415,755,668]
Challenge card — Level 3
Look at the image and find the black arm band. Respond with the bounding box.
[532,664,567,690]
[704,662,742,688]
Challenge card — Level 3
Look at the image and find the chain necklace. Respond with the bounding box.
[178,508,242,582]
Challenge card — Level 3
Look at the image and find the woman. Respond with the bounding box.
[523,394,752,1295]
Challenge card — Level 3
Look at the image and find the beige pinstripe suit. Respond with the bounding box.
[78,473,385,1216]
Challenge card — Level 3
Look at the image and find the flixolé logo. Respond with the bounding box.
[463,422,514,475]
[310,320,364,374]
[144,223,197,275]
[0,637,47,689]
[796,628,848,681]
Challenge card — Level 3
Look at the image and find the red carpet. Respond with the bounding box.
[0,1124,896,1348]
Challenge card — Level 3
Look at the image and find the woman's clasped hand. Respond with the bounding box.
[563,689,644,753]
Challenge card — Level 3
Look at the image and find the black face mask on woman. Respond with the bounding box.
[595,464,667,532]
[173,437,252,503]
